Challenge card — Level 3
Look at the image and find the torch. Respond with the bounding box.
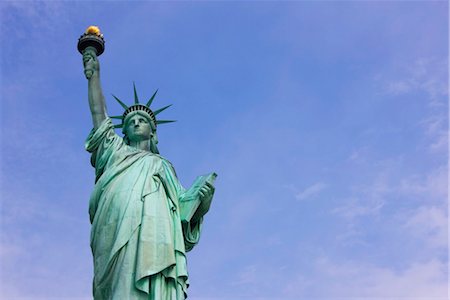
[78,26,105,78]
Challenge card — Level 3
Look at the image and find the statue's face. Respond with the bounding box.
[124,112,153,142]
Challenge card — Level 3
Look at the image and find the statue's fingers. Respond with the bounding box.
[199,191,205,197]
[83,56,93,64]
[87,50,97,60]
[84,48,94,55]
[83,51,94,59]
[205,184,214,193]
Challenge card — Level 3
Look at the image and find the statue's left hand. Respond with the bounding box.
[198,182,215,200]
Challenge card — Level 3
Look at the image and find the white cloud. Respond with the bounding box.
[429,132,448,153]
[382,57,448,106]
[283,257,448,298]
[233,264,258,286]
[1,1,69,38]
[421,114,446,137]
[347,146,370,164]
[332,170,391,220]
[380,57,449,155]
[402,205,448,250]
[420,111,448,153]
[0,171,92,299]
[331,160,447,255]
[295,182,327,201]
[385,80,412,95]
[334,161,447,221]
[230,263,296,298]
[281,274,312,298]
[332,197,384,219]
[398,165,447,201]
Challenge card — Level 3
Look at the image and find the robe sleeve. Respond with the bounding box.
[85,118,125,181]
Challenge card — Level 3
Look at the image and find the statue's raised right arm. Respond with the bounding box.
[83,48,107,130]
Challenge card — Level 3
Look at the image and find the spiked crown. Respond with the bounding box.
[111,83,175,130]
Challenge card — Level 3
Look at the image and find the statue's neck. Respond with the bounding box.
[129,139,150,151]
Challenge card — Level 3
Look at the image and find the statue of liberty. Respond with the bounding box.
[79,26,216,300]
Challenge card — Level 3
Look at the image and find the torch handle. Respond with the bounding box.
[83,46,99,80]
[83,46,98,55]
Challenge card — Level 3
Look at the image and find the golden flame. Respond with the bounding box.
[85,26,101,36]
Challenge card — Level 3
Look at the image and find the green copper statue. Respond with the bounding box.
[79,26,216,300]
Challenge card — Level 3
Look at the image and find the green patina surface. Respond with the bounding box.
[81,30,216,300]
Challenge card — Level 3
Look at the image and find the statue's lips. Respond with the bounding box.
[131,128,146,134]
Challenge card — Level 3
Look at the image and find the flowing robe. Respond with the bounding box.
[86,118,202,300]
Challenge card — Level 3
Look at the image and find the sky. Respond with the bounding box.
[0,1,448,299]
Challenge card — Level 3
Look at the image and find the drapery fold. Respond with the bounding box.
[86,118,204,299]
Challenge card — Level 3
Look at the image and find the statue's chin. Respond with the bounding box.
[128,136,150,143]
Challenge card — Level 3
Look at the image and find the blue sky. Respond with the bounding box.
[1,1,448,299]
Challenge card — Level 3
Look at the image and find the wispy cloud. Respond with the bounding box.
[294,257,449,298]
[233,264,258,286]
[332,197,384,220]
[334,159,446,220]
[229,263,296,298]
[398,165,447,201]
[332,169,391,220]
[1,1,74,74]
[402,205,448,250]
[420,113,448,153]
[295,182,327,201]
[382,57,448,106]
[385,80,412,95]
[429,132,448,153]
[331,157,447,256]
[347,146,371,164]
[1,1,69,38]
[0,182,92,299]
[378,57,448,154]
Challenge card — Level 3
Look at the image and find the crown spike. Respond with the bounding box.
[133,82,139,104]
[111,87,175,130]
[146,89,158,107]
[153,104,172,116]
[156,120,176,125]
[112,94,128,110]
